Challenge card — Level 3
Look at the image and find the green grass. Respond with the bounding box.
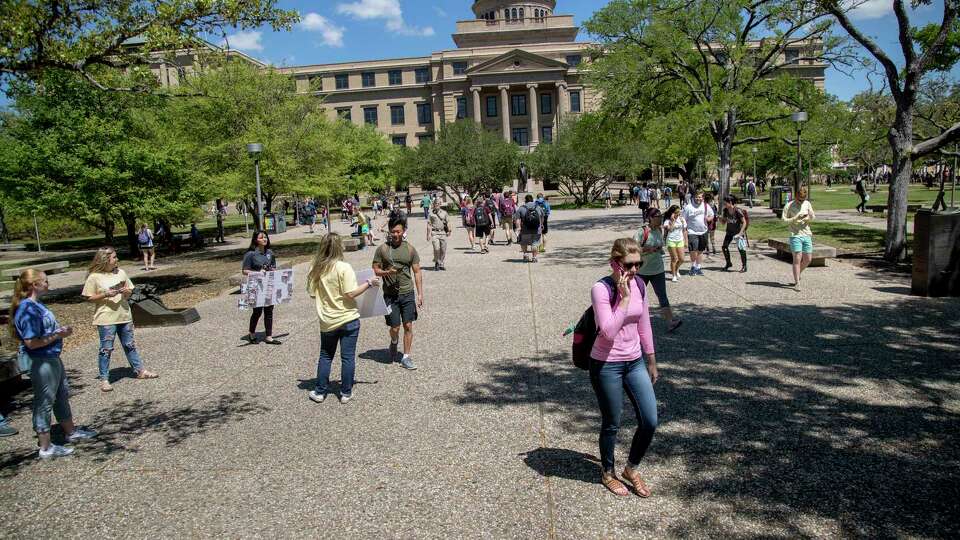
[732,183,948,211]
[744,219,896,253]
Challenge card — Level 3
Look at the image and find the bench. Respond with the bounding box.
[0,244,27,252]
[866,204,921,214]
[0,260,70,278]
[767,239,837,267]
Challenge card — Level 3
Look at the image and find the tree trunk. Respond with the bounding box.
[0,205,8,244]
[103,214,115,245]
[885,109,913,262]
[716,109,736,201]
[122,211,138,258]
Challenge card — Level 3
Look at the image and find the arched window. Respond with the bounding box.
[512,8,517,19]
[519,8,524,19]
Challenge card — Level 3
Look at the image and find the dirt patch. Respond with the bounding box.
[2,241,317,355]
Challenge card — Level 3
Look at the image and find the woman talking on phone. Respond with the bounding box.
[243,231,282,344]
[589,238,659,497]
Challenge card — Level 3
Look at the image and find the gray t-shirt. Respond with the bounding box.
[515,203,543,234]
[242,249,276,271]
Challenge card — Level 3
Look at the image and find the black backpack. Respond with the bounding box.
[571,276,644,370]
[521,204,541,229]
[474,207,490,227]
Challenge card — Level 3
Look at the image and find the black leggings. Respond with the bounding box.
[722,232,747,269]
[855,194,866,213]
[249,306,274,335]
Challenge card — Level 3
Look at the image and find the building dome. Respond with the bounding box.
[472,1,556,20]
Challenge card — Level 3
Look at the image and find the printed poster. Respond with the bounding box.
[354,268,391,319]
[239,269,295,310]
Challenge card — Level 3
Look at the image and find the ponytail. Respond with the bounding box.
[8,269,45,341]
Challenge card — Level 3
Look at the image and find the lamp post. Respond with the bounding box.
[791,111,808,196]
[752,145,758,188]
[246,143,264,231]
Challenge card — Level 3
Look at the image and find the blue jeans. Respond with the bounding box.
[97,323,144,380]
[315,318,361,396]
[589,358,658,472]
[30,356,72,433]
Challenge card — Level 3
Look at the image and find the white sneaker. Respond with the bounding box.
[672,274,678,283]
[67,427,97,442]
[340,393,352,404]
[38,444,74,460]
[308,391,326,403]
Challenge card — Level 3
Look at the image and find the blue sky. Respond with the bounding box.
[224,0,951,101]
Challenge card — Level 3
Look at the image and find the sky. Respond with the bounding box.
[219,0,953,101]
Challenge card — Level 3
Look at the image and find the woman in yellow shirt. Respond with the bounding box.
[781,186,816,291]
[306,233,380,404]
[81,247,158,392]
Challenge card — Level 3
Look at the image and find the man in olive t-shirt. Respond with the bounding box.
[372,216,423,370]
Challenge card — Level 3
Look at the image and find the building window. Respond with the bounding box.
[456,96,467,119]
[785,49,799,64]
[308,76,322,91]
[519,8,524,19]
[389,70,402,85]
[486,95,498,117]
[363,106,378,126]
[452,62,468,75]
[511,94,527,116]
[541,126,553,144]
[417,103,432,124]
[336,108,352,122]
[415,67,431,83]
[569,90,582,113]
[511,128,529,146]
[511,8,517,19]
[418,133,435,144]
[566,55,582,67]
[362,72,375,87]
[335,74,349,89]
[391,105,405,126]
[540,93,552,115]
[392,135,407,147]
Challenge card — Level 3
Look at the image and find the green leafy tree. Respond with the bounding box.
[824,0,960,260]
[0,0,297,91]
[0,69,206,254]
[529,114,648,207]
[585,0,852,201]
[394,121,519,203]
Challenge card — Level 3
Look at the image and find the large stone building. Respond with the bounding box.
[280,1,595,148]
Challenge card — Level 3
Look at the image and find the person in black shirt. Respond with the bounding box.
[242,232,281,344]
[720,196,748,272]
[854,177,868,214]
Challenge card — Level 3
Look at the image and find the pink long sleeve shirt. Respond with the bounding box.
[590,278,656,362]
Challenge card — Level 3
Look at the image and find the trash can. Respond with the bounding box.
[770,186,792,211]
[264,213,287,234]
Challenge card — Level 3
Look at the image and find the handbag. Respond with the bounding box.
[736,236,747,251]
[864,194,871,202]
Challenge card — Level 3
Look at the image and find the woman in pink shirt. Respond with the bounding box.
[590,238,659,497]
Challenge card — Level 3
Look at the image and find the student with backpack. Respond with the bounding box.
[137,223,156,271]
[463,197,477,251]
[586,238,658,497]
[472,196,493,254]
[500,191,517,246]
[636,210,682,332]
[484,194,499,245]
[720,196,748,272]
[514,194,543,263]
[536,193,551,253]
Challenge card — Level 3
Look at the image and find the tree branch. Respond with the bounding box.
[826,3,902,99]
[913,120,960,157]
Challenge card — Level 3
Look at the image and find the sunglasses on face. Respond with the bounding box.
[621,261,642,270]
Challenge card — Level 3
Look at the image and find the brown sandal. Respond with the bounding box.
[601,473,630,497]
[136,370,159,379]
[621,467,652,498]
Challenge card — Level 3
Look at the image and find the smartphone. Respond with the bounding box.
[610,260,624,274]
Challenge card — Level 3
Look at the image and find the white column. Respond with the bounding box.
[499,85,511,142]
[471,86,482,124]
[528,83,539,147]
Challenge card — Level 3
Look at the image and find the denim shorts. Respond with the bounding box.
[790,235,813,254]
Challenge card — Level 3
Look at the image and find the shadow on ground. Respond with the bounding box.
[441,301,960,538]
[0,392,270,477]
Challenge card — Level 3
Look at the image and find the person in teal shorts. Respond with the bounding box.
[781,186,816,291]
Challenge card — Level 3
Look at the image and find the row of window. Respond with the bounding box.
[328,67,432,90]
[337,91,581,127]
[390,128,553,148]
[479,7,550,21]
[391,134,434,147]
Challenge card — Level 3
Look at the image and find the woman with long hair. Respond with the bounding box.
[11,269,96,458]
[589,238,659,497]
[662,205,687,282]
[242,231,282,344]
[782,186,816,291]
[636,209,683,333]
[305,233,381,404]
[137,223,156,270]
[81,247,158,392]
[463,196,477,251]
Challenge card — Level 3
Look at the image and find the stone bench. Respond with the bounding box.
[766,238,837,267]
[0,260,70,279]
[866,204,921,214]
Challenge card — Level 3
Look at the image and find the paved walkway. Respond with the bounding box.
[1,207,958,538]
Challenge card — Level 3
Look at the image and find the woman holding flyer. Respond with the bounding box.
[242,231,282,345]
[306,233,380,404]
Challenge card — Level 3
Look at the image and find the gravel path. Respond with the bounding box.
[1,207,958,538]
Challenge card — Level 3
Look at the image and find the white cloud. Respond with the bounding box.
[433,6,447,18]
[846,0,892,20]
[223,30,264,51]
[336,0,434,37]
[299,13,346,47]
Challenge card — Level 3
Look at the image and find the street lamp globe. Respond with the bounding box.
[791,111,808,123]
[246,143,263,156]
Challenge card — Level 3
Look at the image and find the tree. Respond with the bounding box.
[824,0,960,260]
[0,69,206,254]
[0,0,297,91]
[584,0,851,202]
[528,114,648,206]
[839,90,894,189]
[394,121,519,203]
